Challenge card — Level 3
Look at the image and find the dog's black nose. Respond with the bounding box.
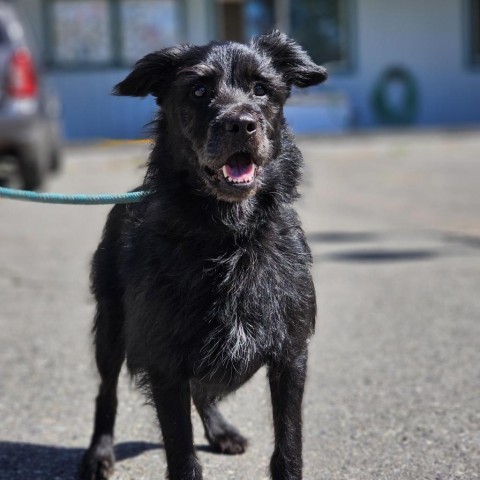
[224,115,257,135]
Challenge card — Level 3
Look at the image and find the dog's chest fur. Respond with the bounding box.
[190,242,290,386]
[121,207,313,386]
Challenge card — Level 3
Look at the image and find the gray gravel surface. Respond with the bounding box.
[1,131,479,479]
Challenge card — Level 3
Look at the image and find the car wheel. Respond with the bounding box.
[49,147,62,173]
[19,150,45,190]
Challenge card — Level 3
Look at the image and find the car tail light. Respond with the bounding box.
[7,47,38,98]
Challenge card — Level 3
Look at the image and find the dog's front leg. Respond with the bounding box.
[149,371,203,480]
[268,350,308,480]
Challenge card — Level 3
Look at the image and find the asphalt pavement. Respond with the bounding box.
[0,130,479,480]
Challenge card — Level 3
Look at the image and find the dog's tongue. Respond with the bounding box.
[223,154,255,181]
[225,162,254,180]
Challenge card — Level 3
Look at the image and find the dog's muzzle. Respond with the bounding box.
[199,107,271,201]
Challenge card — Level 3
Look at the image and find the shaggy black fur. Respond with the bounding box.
[79,30,327,480]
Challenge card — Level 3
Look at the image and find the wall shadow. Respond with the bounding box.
[307,231,379,244]
[320,249,440,263]
[306,230,478,264]
[443,233,480,249]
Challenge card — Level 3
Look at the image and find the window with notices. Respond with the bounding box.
[289,0,355,72]
[468,0,480,66]
[46,0,183,67]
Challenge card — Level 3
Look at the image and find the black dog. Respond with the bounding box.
[80,30,327,480]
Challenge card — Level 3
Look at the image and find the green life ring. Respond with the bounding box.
[372,66,419,126]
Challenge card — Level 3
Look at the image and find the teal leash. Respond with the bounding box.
[0,186,147,205]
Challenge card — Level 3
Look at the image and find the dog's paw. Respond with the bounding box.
[207,427,248,455]
[79,440,115,480]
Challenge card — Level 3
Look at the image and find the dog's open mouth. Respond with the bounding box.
[222,153,256,185]
[204,152,257,187]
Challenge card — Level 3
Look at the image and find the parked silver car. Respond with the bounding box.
[0,1,62,190]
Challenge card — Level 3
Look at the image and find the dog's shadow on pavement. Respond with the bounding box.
[0,440,221,479]
[0,441,162,480]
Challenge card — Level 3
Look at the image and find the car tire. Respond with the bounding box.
[19,150,45,191]
[49,147,62,173]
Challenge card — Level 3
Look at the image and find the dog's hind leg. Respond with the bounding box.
[191,381,248,455]
[79,302,125,480]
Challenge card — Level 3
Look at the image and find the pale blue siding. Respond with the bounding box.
[40,0,480,139]
[329,0,480,127]
[48,70,157,139]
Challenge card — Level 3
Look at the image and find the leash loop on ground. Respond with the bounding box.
[0,186,146,205]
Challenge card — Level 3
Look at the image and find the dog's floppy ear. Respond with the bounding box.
[113,44,195,101]
[252,30,327,88]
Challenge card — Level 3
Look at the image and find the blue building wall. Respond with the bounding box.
[43,0,480,140]
[330,0,480,128]
[49,70,351,139]
[48,70,155,139]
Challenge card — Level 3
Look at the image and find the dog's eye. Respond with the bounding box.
[192,85,207,98]
[253,83,267,96]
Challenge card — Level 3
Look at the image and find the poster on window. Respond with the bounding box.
[120,0,180,64]
[52,0,112,65]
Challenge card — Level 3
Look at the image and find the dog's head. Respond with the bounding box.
[114,30,327,202]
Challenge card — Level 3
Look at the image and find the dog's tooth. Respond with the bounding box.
[220,167,256,185]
